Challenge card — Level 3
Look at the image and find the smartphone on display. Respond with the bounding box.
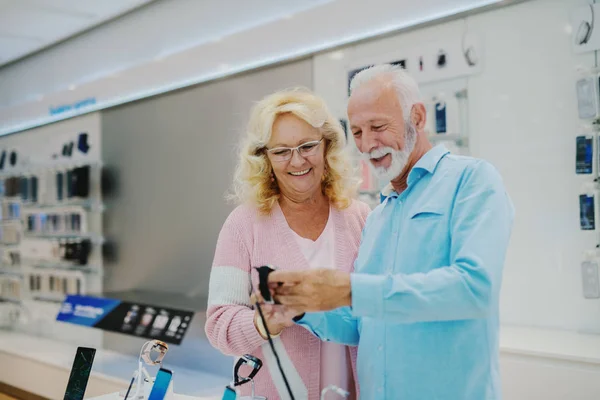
[147,368,173,400]
[577,76,599,119]
[580,194,596,230]
[57,172,64,201]
[576,135,594,174]
[63,347,96,400]
[435,102,447,133]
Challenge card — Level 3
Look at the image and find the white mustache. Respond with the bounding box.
[364,146,394,160]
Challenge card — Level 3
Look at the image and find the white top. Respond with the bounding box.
[289,212,355,399]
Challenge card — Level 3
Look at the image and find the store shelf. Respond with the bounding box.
[1,197,21,203]
[0,218,21,223]
[428,133,469,146]
[22,200,105,212]
[0,267,23,276]
[427,133,469,147]
[0,242,20,247]
[31,294,67,303]
[0,160,103,179]
[0,296,21,304]
[23,232,104,243]
[24,261,102,274]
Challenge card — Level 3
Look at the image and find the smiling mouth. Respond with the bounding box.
[371,154,390,164]
[289,168,311,176]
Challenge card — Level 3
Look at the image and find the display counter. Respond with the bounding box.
[499,325,600,400]
[0,331,229,399]
[500,325,600,364]
[1,325,600,399]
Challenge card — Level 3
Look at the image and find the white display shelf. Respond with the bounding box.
[0,296,21,304]
[30,294,68,303]
[23,261,102,274]
[0,218,21,223]
[22,200,105,212]
[428,133,469,146]
[0,267,23,276]
[0,160,104,179]
[23,232,104,243]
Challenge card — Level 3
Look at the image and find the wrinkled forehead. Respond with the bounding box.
[348,83,403,127]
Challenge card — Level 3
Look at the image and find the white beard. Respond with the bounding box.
[361,122,417,183]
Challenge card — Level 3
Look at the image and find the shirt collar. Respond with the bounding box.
[410,144,450,176]
[380,144,450,199]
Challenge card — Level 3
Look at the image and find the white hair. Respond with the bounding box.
[349,64,422,121]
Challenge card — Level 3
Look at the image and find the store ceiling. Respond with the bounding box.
[0,0,153,67]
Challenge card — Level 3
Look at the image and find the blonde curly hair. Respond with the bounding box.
[230,87,359,214]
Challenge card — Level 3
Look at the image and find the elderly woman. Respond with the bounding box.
[205,88,370,399]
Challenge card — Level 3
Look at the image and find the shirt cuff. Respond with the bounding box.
[351,273,386,318]
[294,312,326,339]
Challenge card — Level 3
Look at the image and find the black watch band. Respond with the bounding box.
[292,313,305,322]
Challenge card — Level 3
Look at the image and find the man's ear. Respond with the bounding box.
[410,103,427,131]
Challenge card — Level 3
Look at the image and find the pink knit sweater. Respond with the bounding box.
[205,200,370,400]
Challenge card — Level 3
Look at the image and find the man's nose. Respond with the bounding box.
[359,131,379,154]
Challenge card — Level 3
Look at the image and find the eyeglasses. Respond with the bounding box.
[265,138,324,162]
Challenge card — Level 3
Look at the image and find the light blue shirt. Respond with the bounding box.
[297,145,514,399]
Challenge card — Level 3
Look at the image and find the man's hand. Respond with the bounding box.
[268,269,352,313]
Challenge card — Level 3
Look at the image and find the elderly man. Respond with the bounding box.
[267,64,514,399]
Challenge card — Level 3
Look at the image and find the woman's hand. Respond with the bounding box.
[251,292,300,338]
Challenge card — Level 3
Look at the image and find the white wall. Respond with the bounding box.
[313,0,600,333]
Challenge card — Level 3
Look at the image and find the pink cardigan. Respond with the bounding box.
[205,200,370,399]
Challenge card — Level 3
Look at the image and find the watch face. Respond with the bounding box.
[153,314,169,330]
[124,307,138,324]
[141,312,154,327]
[168,316,181,333]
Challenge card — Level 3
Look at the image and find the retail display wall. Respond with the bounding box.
[0,112,104,347]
